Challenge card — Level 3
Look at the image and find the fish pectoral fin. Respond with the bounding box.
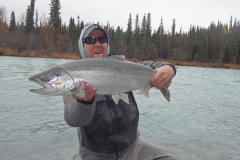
[138,83,151,98]
[111,92,130,105]
[160,87,170,102]
[118,92,129,104]
[111,93,120,104]
[62,95,75,105]
[70,85,86,98]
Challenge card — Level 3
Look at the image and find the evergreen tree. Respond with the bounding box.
[24,0,36,34]
[69,17,77,50]
[146,13,152,40]
[168,18,176,59]
[229,16,233,32]
[80,20,84,32]
[25,6,32,34]
[126,13,132,46]
[140,14,147,60]
[49,0,62,46]
[158,17,164,58]
[233,17,237,30]
[76,15,81,37]
[140,14,147,38]
[196,29,208,62]
[35,9,40,34]
[145,13,158,60]
[9,11,16,32]
[133,14,140,47]
[224,31,238,63]
[171,18,176,49]
[126,13,132,57]
[113,26,123,55]
[61,23,67,35]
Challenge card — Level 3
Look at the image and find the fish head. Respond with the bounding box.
[29,67,74,95]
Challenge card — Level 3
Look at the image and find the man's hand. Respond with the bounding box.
[72,82,96,101]
[149,65,175,89]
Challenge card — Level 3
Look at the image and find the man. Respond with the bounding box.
[64,24,185,160]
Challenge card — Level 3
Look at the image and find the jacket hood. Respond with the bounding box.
[78,24,110,59]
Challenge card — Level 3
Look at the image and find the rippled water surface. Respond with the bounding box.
[0,56,240,160]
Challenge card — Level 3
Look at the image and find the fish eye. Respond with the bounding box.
[42,77,49,82]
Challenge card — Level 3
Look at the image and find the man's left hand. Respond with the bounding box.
[149,65,175,89]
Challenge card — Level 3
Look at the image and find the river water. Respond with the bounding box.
[0,56,240,160]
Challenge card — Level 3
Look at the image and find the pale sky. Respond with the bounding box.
[0,0,239,33]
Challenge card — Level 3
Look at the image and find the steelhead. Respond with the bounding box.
[29,56,170,104]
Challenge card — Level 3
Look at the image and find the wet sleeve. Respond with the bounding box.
[64,99,96,127]
[138,60,177,76]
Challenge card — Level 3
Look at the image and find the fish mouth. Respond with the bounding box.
[29,77,48,93]
[29,77,69,95]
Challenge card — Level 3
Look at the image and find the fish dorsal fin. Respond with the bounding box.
[107,55,125,61]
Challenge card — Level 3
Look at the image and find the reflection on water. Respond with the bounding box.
[0,56,240,160]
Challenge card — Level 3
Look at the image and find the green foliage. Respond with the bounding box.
[146,13,151,40]
[9,11,16,32]
[24,0,35,34]
[133,14,140,47]
[126,13,133,57]
[49,0,61,46]
[68,17,78,51]
[2,2,240,65]
[35,9,40,35]
[126,13,132,46]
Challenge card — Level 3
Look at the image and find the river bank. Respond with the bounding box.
[1,49,240,69]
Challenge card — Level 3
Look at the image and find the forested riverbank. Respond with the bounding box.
[1,0,240,69]
[1,49,240,69]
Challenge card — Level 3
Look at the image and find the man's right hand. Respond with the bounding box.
[72,82,96,102]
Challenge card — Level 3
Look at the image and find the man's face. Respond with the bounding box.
[83,29,108,58]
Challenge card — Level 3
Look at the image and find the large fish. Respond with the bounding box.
[29,56,170,105]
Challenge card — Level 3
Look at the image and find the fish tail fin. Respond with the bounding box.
[138,83,151,98]
[112,93,129,104]
[160,87,170,102]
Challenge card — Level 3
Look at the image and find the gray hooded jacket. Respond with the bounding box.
[64,24,176,160]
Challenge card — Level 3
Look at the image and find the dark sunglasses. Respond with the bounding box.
[83,36,108,44]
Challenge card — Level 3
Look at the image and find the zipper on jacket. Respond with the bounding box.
[105,96,119,159]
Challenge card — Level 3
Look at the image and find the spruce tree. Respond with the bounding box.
[76,15,81,36]
[224,31,238,63]
[140,14,147,60]
[35,9,40,34]
[145,13,157,60]
[49,0,62,46]
[159,17,164,58]
[24,0,35,34]
[126,13,132,46]
[171,18,176,49]
[133,14,140,47]
[167,18,176,59]
[146,13,152,40]
[9,11,16,32]
[126,13,132,57]
[229,16,233,32]
[69,17,77,50]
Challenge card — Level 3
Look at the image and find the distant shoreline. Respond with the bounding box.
[1,50,240,69]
